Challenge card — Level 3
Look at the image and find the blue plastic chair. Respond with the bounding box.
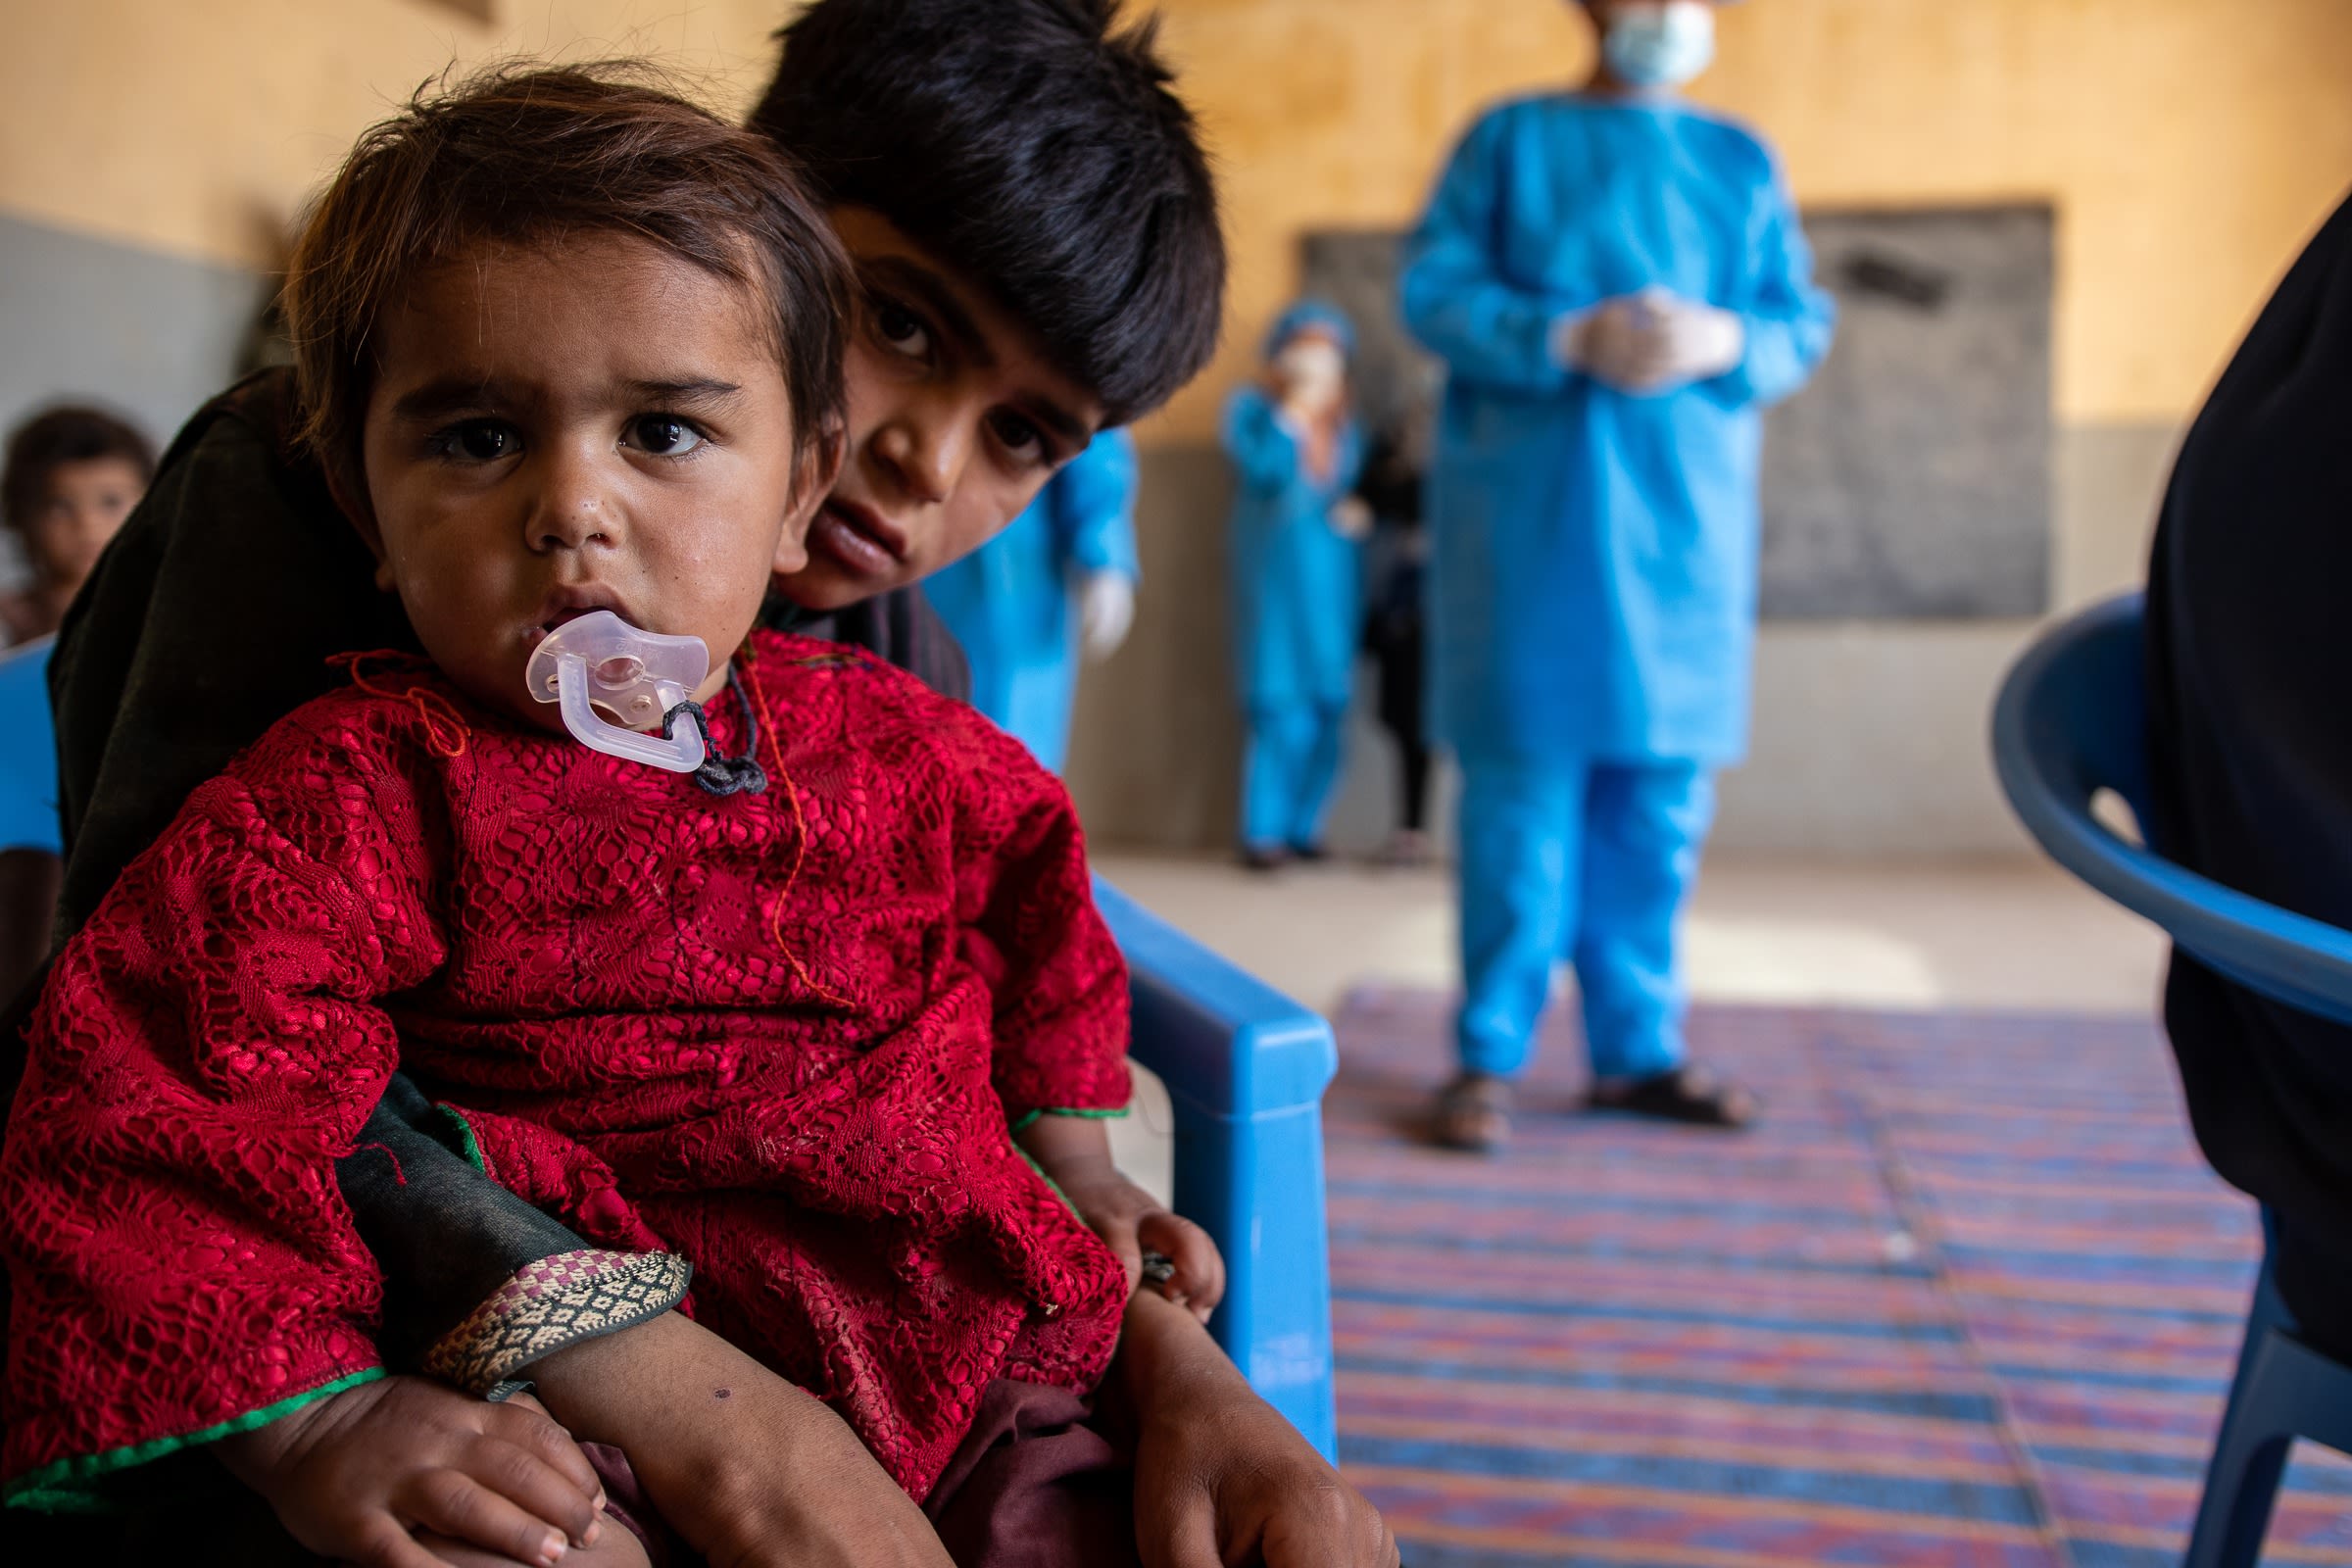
[1991,591,2352,1568]
[1094,878,1340,1461]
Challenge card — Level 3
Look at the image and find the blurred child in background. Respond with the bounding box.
[0,406,150,1006]
[1223,302,1367,871]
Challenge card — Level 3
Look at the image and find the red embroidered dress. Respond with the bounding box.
[0,630,1130,1505]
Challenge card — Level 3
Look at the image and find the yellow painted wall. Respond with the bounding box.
[1152,0,2352,434]
[0,0,787,270]
[5,0,2347,431]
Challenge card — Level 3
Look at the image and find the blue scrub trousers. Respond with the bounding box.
[1455,757,1716,1080]
[1243,702,1348,852]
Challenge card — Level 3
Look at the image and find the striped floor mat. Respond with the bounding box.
[1324,991,2352,1567]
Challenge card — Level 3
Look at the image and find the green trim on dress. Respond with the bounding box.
[1006,1105,1131,1136]
[437,1102,488,1173]
[3,1366,387,1512]
[1011,1143,1080,1217]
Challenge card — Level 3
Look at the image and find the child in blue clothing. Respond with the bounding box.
[1222,302,1367,870]
[0,407,151,1005]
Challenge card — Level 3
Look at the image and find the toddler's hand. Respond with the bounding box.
[1014,1113,1225,1320]
[216,1374,608,1568]
[1055,1158,1225,1322]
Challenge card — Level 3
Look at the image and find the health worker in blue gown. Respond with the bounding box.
[1222,302,1370,869]
[924,428,1141,772]
[1400,0,1835,1149]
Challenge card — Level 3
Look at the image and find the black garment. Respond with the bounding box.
[17,365,971,1374]
[1357,429,1430,835]
[1395,737,1432,835]
[2145,190,2352,1362]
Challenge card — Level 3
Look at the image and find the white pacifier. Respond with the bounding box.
[527,611,710,774]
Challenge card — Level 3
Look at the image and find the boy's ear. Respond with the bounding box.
[773,418,848,577]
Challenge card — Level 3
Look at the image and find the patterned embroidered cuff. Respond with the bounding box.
[421,1250,691,1397]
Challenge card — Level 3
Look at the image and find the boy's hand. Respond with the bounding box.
[1016,1114,1225,1321]
[216,1374,608,1568]
[527,1310,956,1568]
[1120,1292,1397,1568]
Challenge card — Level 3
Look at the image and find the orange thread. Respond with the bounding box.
[739,650,852,1008]
[328,651,470,759]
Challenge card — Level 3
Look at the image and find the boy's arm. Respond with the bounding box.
[525,1312,956,1568]
[1111,1291,1397,1568]
[1398,109,1591,396]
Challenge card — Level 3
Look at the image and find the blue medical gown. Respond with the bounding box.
[1400,96,1835,765]
[1223,388,1366,710]
[925,429,1140,770]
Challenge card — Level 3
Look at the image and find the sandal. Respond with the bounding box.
[1587,1062,1757,1128]
[1431,1071,1512,1152]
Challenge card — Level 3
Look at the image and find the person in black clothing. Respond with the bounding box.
[2145,188,2352,1364]
[1356,422,1433,865]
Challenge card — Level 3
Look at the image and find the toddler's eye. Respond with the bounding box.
[872,299,933,362]
[437,420,518,463]
[628,416,704,457]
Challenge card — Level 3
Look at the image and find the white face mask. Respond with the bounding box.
[1274,337,1348,412]
[1602,1,1716,89]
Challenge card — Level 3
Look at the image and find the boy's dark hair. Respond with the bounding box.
[753,0,1224,425]
[2,405,155,538]
[284,62,852,508]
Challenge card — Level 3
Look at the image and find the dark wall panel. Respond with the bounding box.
[1761,205,2052,618]
[1297,204,2055,620]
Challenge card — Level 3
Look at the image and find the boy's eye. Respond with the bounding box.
[626,416,704,457]
[988,410,1048,464]
[438,419,518,463]
[872,299,933,362]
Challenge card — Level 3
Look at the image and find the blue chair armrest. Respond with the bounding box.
[1093,877,1340,1461]
[1989,592,2352,1026]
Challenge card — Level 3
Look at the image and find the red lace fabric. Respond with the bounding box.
[0,631,1130,1501]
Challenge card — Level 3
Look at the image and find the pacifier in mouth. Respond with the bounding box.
[526,610,710,773]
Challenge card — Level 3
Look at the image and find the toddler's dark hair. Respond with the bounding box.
[753,0,1224,425]
[284,62,852,507]
[1,406,155,539]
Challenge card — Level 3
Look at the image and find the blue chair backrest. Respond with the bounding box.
[1093,878,1340,1460]
[1989,592,2352,1026]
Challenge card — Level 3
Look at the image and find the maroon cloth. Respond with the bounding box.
[584,1379,1139,1567]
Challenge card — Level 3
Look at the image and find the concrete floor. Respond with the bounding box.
[1096,850,2169,1199]
[1094,849,2169,1018]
